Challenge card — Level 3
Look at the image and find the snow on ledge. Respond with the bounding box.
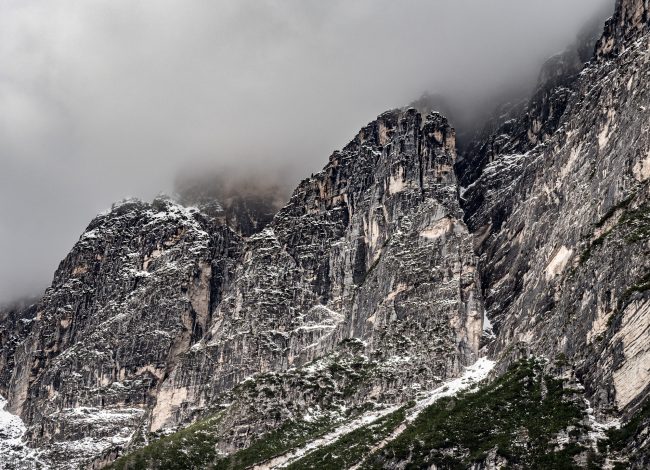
[409,357,495,418]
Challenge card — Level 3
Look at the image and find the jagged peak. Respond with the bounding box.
[409,93,458,124]
[343,107,454,155]
[597,0,650,57]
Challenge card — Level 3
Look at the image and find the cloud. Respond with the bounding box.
[0,0,614,302]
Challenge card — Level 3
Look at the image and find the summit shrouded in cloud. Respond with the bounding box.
[0,0,613,302]
[4,1,650,468]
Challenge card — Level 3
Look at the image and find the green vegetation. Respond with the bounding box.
[361,360,588,469]
[600,398,650,456]
[554,352,570,367]
[214,417,339,469]
[108,349,377,469]
[579,197,647,265]
[109,413,224,470]
[595,194,636,229]
[620,271,650,307]
[108,358,648,469]
[580,231,608,264]
[606,271,650,328]
[285,405,411,469]
[619,203,650,243]
[109,413,340,470]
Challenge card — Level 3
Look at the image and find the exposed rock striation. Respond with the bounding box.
[3,197,242,463]
[0,299,38,400]
[597,0,650,58]
[148,109,482,438]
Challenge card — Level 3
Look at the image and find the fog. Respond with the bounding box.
[0,0,614,303]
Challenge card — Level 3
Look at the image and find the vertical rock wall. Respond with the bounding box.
[461,0,650,418]
[0,110,482,465]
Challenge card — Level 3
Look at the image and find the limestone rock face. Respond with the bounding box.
[0,299,38,399]
[461,0,650,422]
[3,197,242,462]
[597,0,650,57]
[3,1,650,467]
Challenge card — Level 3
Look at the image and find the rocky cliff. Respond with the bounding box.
[149,109,483,437]
[1,0,650,468]
[1,109,483,468]
[3,198,243,465]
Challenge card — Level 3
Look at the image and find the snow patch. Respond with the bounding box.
[409,358,494,416]
[256,405,401,469]
[482,310,496,342]
[0,395,48,468]
[583,397,620,448]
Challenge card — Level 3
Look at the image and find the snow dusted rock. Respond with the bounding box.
[0,396,44,469]
[248,358,495,469]
[3,1,650,466]
[0,300,38,402]
[597,0,650,58]
[0,109,482,466]
[3,197,242,465]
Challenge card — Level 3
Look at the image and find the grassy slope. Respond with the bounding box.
[361,359,588,469]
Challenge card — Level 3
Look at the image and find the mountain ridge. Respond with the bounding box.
[1,0,650,467]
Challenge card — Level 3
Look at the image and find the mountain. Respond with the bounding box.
[1,0,649,468]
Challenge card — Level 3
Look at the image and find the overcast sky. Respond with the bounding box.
[0,0,614,303]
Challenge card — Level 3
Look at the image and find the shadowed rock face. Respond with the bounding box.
[0,299,39,398]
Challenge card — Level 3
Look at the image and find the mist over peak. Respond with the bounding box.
[174,165,291,236]
[0,0,615,303]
